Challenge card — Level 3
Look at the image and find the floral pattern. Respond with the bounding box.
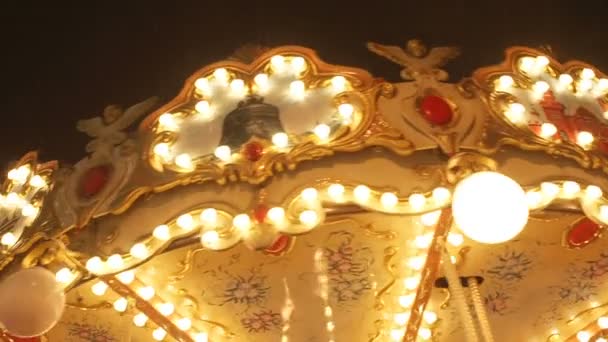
[241,310,282,333]
[484,290,511,315]
[223,272,270,306]
[66,323,116,342]
[485,249,532,282]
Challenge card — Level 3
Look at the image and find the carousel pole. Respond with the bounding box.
[468,277,495,342]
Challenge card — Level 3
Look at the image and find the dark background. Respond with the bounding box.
[1,1,608,166]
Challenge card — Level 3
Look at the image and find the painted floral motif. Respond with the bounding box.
[484,290,511,315]
[241,310,282,333]
[67,323,116,342]
[582,251,608,279]
[332,277,373,302]
[223,271,270,306]
[485,249,532,282]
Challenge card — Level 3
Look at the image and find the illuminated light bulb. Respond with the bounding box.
[338,103,354,120]
[526,190,543,208]
[324,306,333,317]
[158,302,175,316]
[541,182,560,198]
[138,286,155,300]
[299,210,318,227]
[559,73,573,87]
[0,232,16,247]
[86,256,103,273]
[496,75,514,90]
[540,123,557,138]
[195,78,212,95]
[175,153,193,170]
[117,270,135,284]
[404,276,420,290]
[153,143,170,159]
[505,103,525,123]
[195,100,212,117]
[452,172,528,244]
[55,267,73,283]
[254,73,269,90]
[408,256,426,270]
[581,68,595,80]
[390,329,404,341]
[29,175,46,188]
[113,297,128,312]
[133,313,148,327]
[600,205,608,221]
[415,233,433,249]
[423,311,438,324]
[330,76,348,92]
[289,80,305,99]
[272,132,289,148]
[421,210,441,227]
[6,192,22,207]
[394,312,410,325]
[353,185,371,203]
[585,185,603,200]
[380,192,398,209]
[176,213,195,231]
[107,254,124,269]
[158,113,177,130]
[91,281,108,296]
[598,316,608,329]
[233,214,252,233]
[597,338,608,342]
[176,317,192,331]
[267,207,286,225]
[193,332,209,342]
[153,224,171,241]
[536,55,550,69]
[313,124,331,140]
[327,183,345,201]
[409,193,426,211]
[301,187,318,202]
[200,208,218,227]
[153,328,167,341]
[21,204,38,218]
[201,230,219,245]
[399,294,415,308]
[214,145,232,162]
[578,79,593,92]
[418,327,432,340]
[447,232,464,246]
[576,131,594,148]
[291,56,306,72]
[130,243,149,259]
[432,187,451,204]
[532,81,550,95]
[213,68,229,84]
[14,165,30,182]
[518,56,536,73]
[270,55,286,70]
[597,78,608,93]
[576,330,591,342]
[6,169,18,181]
[230,79,246,95]
[562,181,581,198]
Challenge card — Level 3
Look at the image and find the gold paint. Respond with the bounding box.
[367,319,385,342]
[66,300,113,311]
[169,247,206,283]
[445,151,498,184]
[374,246,398,311]
[439,288,451,309]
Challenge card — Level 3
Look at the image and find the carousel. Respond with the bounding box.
[1,39,608,342]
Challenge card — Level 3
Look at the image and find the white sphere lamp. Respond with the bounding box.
[452,171,529,244]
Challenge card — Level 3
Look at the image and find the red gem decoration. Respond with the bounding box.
[264,234,292,256]
[243,142,264,162]
[420,95,454,125]
[253,204,269,223]
[566,217,601,247]
[7,336,41,342]
[79,164,112,198]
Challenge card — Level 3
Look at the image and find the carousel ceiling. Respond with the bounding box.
[1,40,608,342]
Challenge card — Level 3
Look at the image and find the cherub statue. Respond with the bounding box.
[367,39,460,81]
[76,97,158,157]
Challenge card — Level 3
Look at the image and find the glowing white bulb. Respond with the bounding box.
[353,185,371,203]
[381,192,398,209]
[399,294,415,308]
[86,256,103,273]
[526,191,543,208]
[415,233,433,249]
[576,330,591,342]
[330,76,348,92]
[518,56,536,73]
[113,297,128,312]
[496,75,514,90]
[153,225,171,241]
[213,68,229,83]
[299,210,318,227]
[153,143,170,159]
[21,204,38,218]
[267,207,285,225]
[581,68,595,80]
[506,103,526,123]
[533,81,550,95]
[175,153,193,170]
[327,183,345,201]
[233,214,252,233]
[585,185,603,200]
[176,213,195,231]
[230,79,246,96]
[195,100,212,117]
[133,313,148,327]
[597,338,608,342]
[576,131,594,148]
[338,103,354,121]
[158,113,177,131]
[423,311,438,324]
[272,132,289,148]
[214,145,232,162]
[421,210,441,226]
[541,182,560,198]
[536,55,550,69]
[289,80,305,99]
[291,56,306,72]
[0,233,16,247]
[176,317,192,331]
[195,78,212,95]
[200,208,218,227]
[598,316,608,329]
[91,281,108,296]
[301,188,318,202]
[409,193,426,211]
[407,256,426,270]
[193,332,209,342]
[579,79,593,92]
[404,276,420,290]
[559,74,573,87]
[55,267,73,283]
[562,181,581,198]
[254,73,269,91]
[138,286,155,300]
[158,302,174,316]
[447,232,464,246]
[540,123,557,138]
[390,329,404,341]
[597,78,608,93]
[130,243,149,259]
[29,175,46,188]
[432,187,451,204]
[107,254,124,269]
[201,230,219,245]
[600,205,608,221]
[394,312,410,326]
[418,327,432,340]
[116,270,135,284]
[6,193,23,207]
[313,124,331,140]
[153,328,167,341]
[270,55,285,71]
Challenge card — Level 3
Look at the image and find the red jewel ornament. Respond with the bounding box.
[420,95,454,126]
[264,234,292,256]
[7,336,41,342]
[253,204,269,223]
[566,217,600,247]
[243,142,264,162]
[79,164,112,198]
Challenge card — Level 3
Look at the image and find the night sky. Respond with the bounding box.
[2,1,608,166]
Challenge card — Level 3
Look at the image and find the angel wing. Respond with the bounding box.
[425,46,461,69]
[366,42,414,67]
[76,117,106,137]
[110,96,159,131]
